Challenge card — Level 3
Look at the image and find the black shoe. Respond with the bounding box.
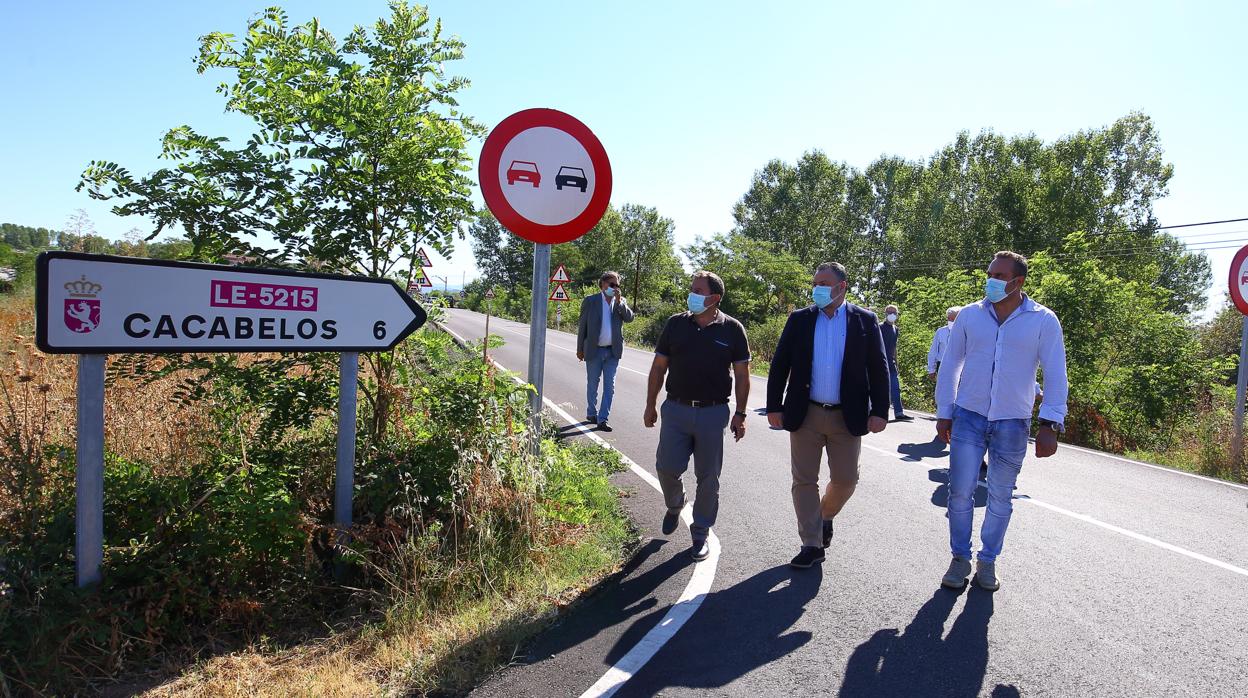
[597,420,613,432]
[822,519,834,549]
[894,414,914,422]
[789,546,825,569]
[691,539,711,561]
[586,414,597,424]
[661,510,680,536]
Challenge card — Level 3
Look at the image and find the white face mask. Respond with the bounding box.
[886,313,898,323]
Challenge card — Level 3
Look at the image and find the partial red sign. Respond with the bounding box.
[1230,244,1248,315]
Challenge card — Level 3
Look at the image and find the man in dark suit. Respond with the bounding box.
[767,262,890,569]
[576,271,634,431]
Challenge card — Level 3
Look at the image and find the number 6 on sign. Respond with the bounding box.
[373,321,386,340]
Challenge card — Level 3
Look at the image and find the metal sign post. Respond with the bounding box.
[38,251,426,588]
[528,244,552,442]
[75,354,106,588]
[334,352,359,580]
[1234,318,1248,468]
[1227,244,1248,474]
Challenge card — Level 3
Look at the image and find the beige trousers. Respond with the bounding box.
[790,405,861,548]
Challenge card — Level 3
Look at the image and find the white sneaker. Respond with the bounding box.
[975,559,1000,591]
[941,556,972,589]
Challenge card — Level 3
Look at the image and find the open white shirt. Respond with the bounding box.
[598,294,613,346]
[927,324,952,373]
[936,295,1068,424]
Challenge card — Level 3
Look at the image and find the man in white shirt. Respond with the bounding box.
[576,271,635,432]
[934,251,1067,591]
[926,306,960,379]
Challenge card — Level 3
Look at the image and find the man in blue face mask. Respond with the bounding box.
[644,270,751,562]
[576,271,634,431]
[766,262,891,569]
[934,251,1068,591]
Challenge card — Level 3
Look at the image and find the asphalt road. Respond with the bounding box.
[443,308,1248,698]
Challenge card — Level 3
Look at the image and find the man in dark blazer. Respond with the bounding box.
[576,271,635,431]
[766,262,890,569]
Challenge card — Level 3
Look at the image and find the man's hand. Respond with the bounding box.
[730,413,746,441]
[936,418,952,443]
[1036,425,1058,457]
[577,350,584,361]
[643,404,658,428]
[767,412,784,430]
[867,415,887,433]
[614,293,624,307]
[927,372,936,381]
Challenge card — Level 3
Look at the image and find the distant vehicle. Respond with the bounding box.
[507,160,541,187]
[556,166,588,193]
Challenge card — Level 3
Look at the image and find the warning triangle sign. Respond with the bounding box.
[412,267,433,288]
[551,264,571,283]
[484,288,496,299]
[417,247,433,268]
[549,283,571,302]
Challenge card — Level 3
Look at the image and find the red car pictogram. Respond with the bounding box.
[507,160,541,187]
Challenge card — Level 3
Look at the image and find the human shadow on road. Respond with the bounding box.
[838,585,995,697]
[929,467,986,509]
[898,439,949,462]
[498,538,693,668]
[554,421,600,442]
[614,564,822,695]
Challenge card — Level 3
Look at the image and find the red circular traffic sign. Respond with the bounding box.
[1230,244,1248,315]
[478,108,612,245]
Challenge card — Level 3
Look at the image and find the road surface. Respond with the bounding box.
[441,308,1248,698]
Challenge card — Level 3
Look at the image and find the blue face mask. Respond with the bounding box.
[687,292,708,314]
[603,286,616,298]
[811,285,839,309]
[985,277,1013,303]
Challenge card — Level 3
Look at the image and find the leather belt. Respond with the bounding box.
[810,400,841,410]
[668,396,729,407]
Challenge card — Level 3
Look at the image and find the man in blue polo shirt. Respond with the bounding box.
[935,251,1068,591]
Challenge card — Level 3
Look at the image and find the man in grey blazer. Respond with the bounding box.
[576,271,635,431]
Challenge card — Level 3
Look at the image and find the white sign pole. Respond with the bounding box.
[528,243,551,446]
[1234,318,1248,468]
[75,354,106,588]
[334,352,359,579]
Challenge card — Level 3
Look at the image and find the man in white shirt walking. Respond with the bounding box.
[926,306,960,380]
[935,251,1068,591]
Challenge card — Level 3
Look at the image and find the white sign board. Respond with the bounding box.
[37,252,426,353]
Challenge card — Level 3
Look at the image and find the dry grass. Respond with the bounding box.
[139,543,617,698]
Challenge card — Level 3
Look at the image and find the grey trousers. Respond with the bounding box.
[654,400,731,542]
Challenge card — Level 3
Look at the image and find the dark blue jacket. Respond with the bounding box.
[766,303,891,437]
[881,322,898,365]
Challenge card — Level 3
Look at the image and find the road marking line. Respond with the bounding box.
[438,321,720,697]
[902,408,1248,492]
[860,442,1248,578]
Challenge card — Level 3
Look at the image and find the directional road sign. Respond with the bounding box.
[37,252,426,353]
[478,108,612,245]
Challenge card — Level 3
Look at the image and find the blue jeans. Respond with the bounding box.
[947,405,1028,562]
[585,346,619,422]
[888,360,906,417]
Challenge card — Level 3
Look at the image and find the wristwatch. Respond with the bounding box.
[735,411,748,418]
[1037,418,1064,433]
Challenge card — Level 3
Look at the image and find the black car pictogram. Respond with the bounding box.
[555,166,589,193]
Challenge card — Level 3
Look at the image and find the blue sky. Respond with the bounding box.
[2,1,1244,313]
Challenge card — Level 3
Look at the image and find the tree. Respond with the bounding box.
[78,3,482,438]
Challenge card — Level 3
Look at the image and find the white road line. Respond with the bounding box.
[438,321,720,697]
[901,408,1248,492]
[860,442,1248,578]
